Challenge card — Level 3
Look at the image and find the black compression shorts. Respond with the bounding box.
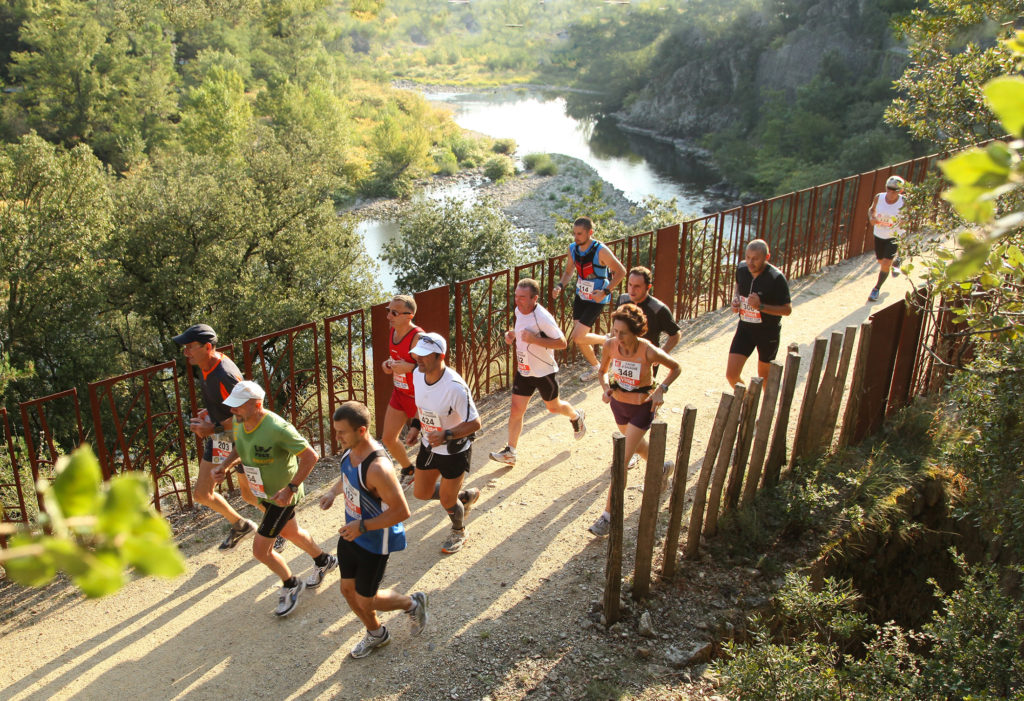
[729,322,781,363]
[512,371,559,401]
[337,537,390,598]
[257,502,296,538]
[874,235,898,261]
[415,445,472,480]
[572,295,604,328]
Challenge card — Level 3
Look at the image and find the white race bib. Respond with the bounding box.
[739,296,762,324]
[419,408,442,439]
[576,279,595,300]
[393,374,409,390]
[612,359,644,389]
[211,432,232,465]
[343,474,362,520]
[516,349,529,373]
[242,464,266,499]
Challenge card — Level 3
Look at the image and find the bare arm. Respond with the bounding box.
[271,446,319,506]
[520,329,567,350]
[662,331,681,355]
[597,248,627,301]
[646,345,681,406]
[551,255,575,300]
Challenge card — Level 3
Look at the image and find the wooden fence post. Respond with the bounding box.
[805,331,843,453]
[839,321,873,448]
[603,433,627,625]
[633,420,667,600]
[704,383,745,537]
[686,394,732,559]
[790,337,828,471]
[725,377,763,511]
[741,362,783,508]
[818,325,859,452]
[663,405,697,578]
[764,347,801,487]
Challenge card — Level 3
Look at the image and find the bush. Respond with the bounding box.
[483,155,515,182]
[523,152,557,175]
[491,138,516,154]
[433,147,458,176]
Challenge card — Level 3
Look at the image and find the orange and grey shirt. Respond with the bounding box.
[200,355,242,426]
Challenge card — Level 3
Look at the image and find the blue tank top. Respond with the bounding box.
[570,240,610,304]
[340,448,406,554]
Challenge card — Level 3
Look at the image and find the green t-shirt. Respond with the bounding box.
[233,411,311,506]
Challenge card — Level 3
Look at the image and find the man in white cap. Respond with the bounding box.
[215,380,338,616]
[867,175,906,302]
[404,332,482,555]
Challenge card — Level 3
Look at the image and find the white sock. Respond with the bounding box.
[602,510,611,521]
[369,626,385,637]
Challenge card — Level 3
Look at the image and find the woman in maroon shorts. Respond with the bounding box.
[589,303,681,536]
[381,295,423,490]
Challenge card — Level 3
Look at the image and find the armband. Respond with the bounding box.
[410,418,421,430]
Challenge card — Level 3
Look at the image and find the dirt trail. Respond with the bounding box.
[0,252,903,700]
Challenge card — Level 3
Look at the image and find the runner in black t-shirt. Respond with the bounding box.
[616,266,681,378]
[726,240,792,386]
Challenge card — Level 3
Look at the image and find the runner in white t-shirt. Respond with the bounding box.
[489,278,587,467]
[404,332,482,555]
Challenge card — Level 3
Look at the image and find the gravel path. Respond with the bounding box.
[0,251,913,700]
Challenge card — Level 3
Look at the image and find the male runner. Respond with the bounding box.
[173,324,258,550]
[726,239,792,387]
[489,278,587,466]
[320,401,428,658]
[379,295,423,490]
[405,333,482,555]
[867,175,906,302]
[615,266,682,377]
[216,381,338,616]
[552,216,626,381]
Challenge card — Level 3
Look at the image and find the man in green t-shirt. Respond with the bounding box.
[215,381,338,616]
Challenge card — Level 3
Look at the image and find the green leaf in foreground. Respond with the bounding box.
[51,445,103,518]
[121,535,185,577]
[3,534,55,587]
[984,78,1024,138]
[72,549,124,598]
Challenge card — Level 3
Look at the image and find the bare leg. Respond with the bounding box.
[380,404,413,469]
[542,396,578,420]
[604,422,650,512]
[506,394,530,448]
[341,578,412,631]
[570,321,603,367]
[726,353,749,387]
[194,459,245,525]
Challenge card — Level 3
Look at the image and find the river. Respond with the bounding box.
[359,88,719,292]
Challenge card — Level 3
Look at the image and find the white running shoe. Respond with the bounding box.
[274,580,305,617]
[489,446,517,465]
[589,514,611,537]
[579,365,600,382]
[351,627,391,658]
[571,409,587,441]
[406,592,429,637]
[305,554,338,588]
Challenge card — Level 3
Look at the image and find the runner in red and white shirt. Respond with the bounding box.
[380,295,423,491]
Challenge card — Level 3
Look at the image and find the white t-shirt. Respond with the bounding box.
[872,193,904,240]
[413,367,479,455]
[514,304,563,378]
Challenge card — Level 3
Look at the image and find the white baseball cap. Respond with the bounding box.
[223,380,266,407]
[886,175,906,190]
[409,332,448,356]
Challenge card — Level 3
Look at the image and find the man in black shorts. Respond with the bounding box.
[726,239,792,386]
[489,279,587,467]
[320,401,428,658]
[405,332,482,555]
[616,266,681,377]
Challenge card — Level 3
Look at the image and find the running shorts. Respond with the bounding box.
[512,371,559,401]
[388,390,418,418]
[874,235,898,261]
[337,537,390,598]
[609,397,655,430]
[257,502,296,538]
[415,445,472,480]
[729,322,781,363]
[572,295,604,329]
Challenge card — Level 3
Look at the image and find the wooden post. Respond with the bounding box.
[839,321,873,448]
[603,433,627,625]
[633,420,667,600]
[663,405,697,579]
[805,331,843,455]
[819,325,858,452]
[741,362,783,508]
[704,383,745,537]
[764,347,801,487]
[685,394,732,559]
[725,377,762,511]
[789,337,828,471]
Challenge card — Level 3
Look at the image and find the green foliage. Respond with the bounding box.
[490,137,516,154]
[1,445,185,597]
[180,65,253,158]
[523,152,556,175]
[483,154,515,182]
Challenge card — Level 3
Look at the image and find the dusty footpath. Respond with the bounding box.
[0,253,902,700]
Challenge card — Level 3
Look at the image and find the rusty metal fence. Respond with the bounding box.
[0,149,964,537]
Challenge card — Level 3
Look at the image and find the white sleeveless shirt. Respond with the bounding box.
[873,193,904,240]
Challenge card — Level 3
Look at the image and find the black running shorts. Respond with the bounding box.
[874,235,898,261]
[415,445,472,480]
[572,295,604,328]
[257,502,296,538]
[729,322,781,363]
[337,537,390,598]
[512,371,559,401]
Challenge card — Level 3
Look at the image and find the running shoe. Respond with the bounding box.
[219,518,256,550]
[399,466,416,492]
[571,408,587,441]
[459,488,481,516]
[274,580,305,617]
[579,365,600,382]
[892,258,902,277]
[628,454,640,470]
[489,446,517,465]
[351,627,391,658]
[274,535,286,553]
[305,554,338,588]
[589,514,611,537]
[441,527,467,554]
[406,591,429,637]
[661,459,676,491]
[868,288,879,302]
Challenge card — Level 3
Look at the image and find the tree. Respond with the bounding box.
[180,65,253,158]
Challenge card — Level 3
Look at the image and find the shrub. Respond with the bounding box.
[491,137,516,154]
[483,155,515,182]
[523,152,557,175]
[433,147,458,176]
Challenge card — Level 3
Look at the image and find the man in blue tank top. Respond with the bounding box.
[552,216,626,381]
[320,401,429,658]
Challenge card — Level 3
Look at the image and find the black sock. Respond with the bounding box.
[445,499,466,531]
[283,576,298,588]
[875,270,889,289]
[313,552,330,567]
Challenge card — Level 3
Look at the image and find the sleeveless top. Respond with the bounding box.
[389,325,423,397]
[872,193,904,240]
[609,337,655,404]
[340,447,407,555]
[570,240,610,303]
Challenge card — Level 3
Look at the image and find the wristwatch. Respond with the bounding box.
[443,429,454,441]
[286,482,299,493]
[358,520,367,534]
[659,383,670,394]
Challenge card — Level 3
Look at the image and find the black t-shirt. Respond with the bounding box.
[735,262,791,329]
[616,293,681,346]
[199,355,243,426]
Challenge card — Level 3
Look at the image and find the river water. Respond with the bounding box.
[360,88,718,292]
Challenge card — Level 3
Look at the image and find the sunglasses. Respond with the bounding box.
[387,309,412,316]
[419,336,444,350]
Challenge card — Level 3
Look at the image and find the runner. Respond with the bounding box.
[173,324,264,550]
[551,216,626,382]
[214,380,338,616]
[615,266,682,378]
[380,295,423,491]
[319,401,428,658]
[404,332,482,555]
[867,175,906,302]
[489,278,587,467]
[590,304,681,537]
[726,239,792,387]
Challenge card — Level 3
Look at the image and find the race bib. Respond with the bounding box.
[211,432,232,465]
[612,359,644,389]
[516,349,529,373]
[242,464,266,499]
[739,296,762,324]
[419,408,442,439]
[393,373,410,391]
[576,279,596,300]
[342,474,362,520]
